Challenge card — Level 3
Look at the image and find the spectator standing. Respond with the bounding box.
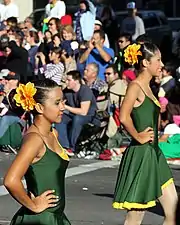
[115,32,132,73]
[0,0,19,22]
[45,0,66,20]
[79,30,114,80]
[55,70,97,156]
[25,31,39,81]
[121,2,145,41]
[74,0,96,42]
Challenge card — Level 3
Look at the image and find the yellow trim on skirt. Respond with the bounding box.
[113,178,173,210]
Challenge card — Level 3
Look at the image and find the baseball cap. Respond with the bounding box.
[127,2,136,9]
[0,69,20,81]
[95,20,102,26]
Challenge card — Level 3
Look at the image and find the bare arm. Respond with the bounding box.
[65,101,91,116]
[159,134,169,142]
[95,44,112,62]
[79,48,92,64]
[4,134,44,212]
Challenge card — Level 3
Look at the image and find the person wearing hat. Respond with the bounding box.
[94,19,110,48]
[121,2,145,41]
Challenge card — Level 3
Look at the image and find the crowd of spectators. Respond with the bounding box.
[0,0,180,161]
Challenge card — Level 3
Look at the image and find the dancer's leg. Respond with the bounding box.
[124,210,145,225]
[158,182,178,225]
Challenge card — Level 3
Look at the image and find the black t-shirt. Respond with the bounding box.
[63,84,97,116]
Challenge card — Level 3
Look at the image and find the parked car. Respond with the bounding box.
[168,17,180,40]
[115,10,173,61]
[29,3,79,30]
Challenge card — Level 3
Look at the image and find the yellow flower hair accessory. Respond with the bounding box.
[124,44,142,65]
[14,82,37,111]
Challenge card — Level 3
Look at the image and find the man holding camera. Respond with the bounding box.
[79,29,114,80]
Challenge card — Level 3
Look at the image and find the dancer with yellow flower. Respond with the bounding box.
[4,79,71,225]
[113,43,177,225]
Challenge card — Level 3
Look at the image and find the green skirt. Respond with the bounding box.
[11,208,71,225]
[113,143,173,210]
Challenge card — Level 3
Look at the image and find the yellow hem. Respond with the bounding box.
[161,178,173,190]
[113,201,156,210]
[113,178,173,210]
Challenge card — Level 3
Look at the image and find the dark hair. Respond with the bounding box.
[52,33,61,42]
[50,47,62,58]
[132,43,159,71]
[94,30,105,40]
[136,34,152,44]
[106,64,119,74]
[67,70,82,83]
[45,30,52,36]
[33,79,59,105]
[6,17,18,27]
[163,62,176,77]
[8,79,60,117]
[48,17,60,31]
[80,0,90,11]
[119,32,132,43]
[29,31,39,44]
[8,89,25,117]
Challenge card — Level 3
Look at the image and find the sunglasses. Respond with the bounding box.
[104,72,112,76]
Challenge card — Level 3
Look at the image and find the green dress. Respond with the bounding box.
[113,95,173,210]
[10,135,71,225]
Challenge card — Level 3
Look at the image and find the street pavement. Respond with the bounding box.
[0,152,180,225]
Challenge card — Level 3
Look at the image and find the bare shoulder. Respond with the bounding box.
[126,81,141,96]
[20,132,45,156]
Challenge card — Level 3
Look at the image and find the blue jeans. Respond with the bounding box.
[55,113,93,152]
[0,115,23,138]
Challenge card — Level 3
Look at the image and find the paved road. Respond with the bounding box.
[0,152,180,225]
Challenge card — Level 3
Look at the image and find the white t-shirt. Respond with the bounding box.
[164,123,180,137]
[121,16,145,41]
[45,1,66,19]
[1,3,19,21]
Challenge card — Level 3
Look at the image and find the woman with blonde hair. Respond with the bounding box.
[61,25,76,41]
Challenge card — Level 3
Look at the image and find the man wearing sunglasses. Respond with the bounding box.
[115,32,132,73]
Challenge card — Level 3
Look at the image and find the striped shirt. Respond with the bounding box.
[44,62,64,85]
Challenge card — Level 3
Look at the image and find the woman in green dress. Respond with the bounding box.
[4,79,71,225]
[113,43,178,225]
